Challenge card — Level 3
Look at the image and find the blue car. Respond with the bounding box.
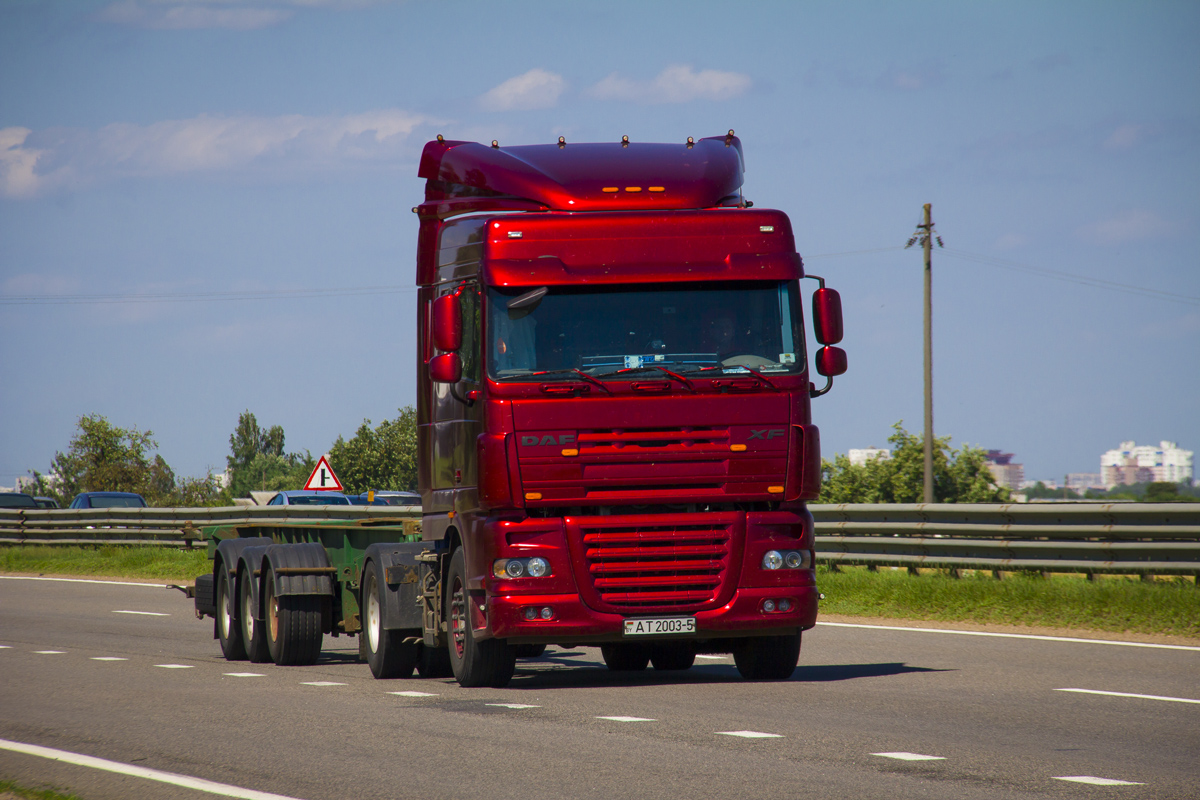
[346,490,420,506]
[69,492,147,509]
[266,490,350,506]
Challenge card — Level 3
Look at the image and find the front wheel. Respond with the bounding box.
[216,568,245,660]
[733,632,801,680]
[650,642,695,671]
[446,548,515,688]
[362,560,418,679]
[600,643,650,672]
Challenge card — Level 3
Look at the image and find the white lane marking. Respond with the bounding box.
[91,657,128,661]
[1056,688,1200,705]
[695,655,729,660]
[485,703,540,709]
[1054,776,1144,786]
[34,650,65,654]
[300,681,345,686]
[717,730,783,738]
[0,736,308,800]
[817,621,1200,652]
[113,610,169,616]
[154,664,194,669]
[224,673,265,678]
[389,691,438,697]
[596,716,656,722]
[873,752,945,761]
[0,645,11,649]
[0,576,168,588]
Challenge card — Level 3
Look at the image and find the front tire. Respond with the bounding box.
[362,560,418,679]
[446,548,515,688]
[216,568,245,660]
[733,632,801,680]
[264,569,323,666]
[650,642,695,671]
[600,643,650,672]
[239,572,270,663]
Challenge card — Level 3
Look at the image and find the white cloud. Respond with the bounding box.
[479,69,567,112]
[877,62,943,91]
[1075,210,1173,245]
[0,110,437,197]
[1104,123,1146,151]
[587,65,751,105]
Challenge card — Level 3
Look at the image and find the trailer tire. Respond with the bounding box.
[362,560,418,679]
[239,573,271,663]
[416,643,453,678]
[600,644,650,672]
[650,642,695,671]
[216,568,245,661]
[265,570,323,666]
[732,632,801,680]
[446,548,515,688]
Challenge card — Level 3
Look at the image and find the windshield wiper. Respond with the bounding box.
[527,367,612,394]
[737,365,780,392]
[616,364,695,392]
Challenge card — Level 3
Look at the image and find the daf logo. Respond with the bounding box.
[521,434,576,447]
[747,429,785,441]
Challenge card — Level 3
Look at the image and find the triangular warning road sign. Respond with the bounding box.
[304,454,344,491]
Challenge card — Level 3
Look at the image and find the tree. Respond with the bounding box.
[327,407,418,494]
[225,411,313,498]
[818,422,1010,504]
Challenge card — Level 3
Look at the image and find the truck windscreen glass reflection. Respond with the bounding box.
[486,281,805,381]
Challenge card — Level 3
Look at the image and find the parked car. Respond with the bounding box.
[0,492,39,508]
[34,497,59,508]
[346,490,420,506]
[69,492,148,509]
[265,490,350,506]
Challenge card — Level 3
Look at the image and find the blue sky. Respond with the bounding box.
[1,0,1197,488]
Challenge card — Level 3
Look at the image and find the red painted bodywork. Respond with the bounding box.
[415,135,840,647]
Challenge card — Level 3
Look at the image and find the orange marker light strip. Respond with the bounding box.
[525,492,543,501]
[624,186,642,192]
[730,444,747,452]
[601,187,619,193]
[767,486,785,494]
[561,448,579,456]
[649,186,666,192]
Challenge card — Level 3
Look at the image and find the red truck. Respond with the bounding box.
[415,132,847,686]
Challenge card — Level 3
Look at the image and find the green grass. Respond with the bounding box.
[817,565,1200,638]
[0,545,210,582]
[0,779,82,800]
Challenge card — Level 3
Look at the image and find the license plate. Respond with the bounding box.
[623,617,696,636]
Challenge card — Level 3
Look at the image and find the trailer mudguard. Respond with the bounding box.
[363,542,426,630]
[263,542,335,597]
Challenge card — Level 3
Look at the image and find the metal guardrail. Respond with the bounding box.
[3,502,1198,576]
[810,503,1200,576]
[0,505,421,548]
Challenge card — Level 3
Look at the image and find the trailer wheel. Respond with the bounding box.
[446,548,515,688]
[264,570,323,666]
[216,568,245,660]
[600,644,650,672]
[416,643,452,678]
[239,572,270,663]
[649,642,695,671]
[732,632,801,680]
[362,560,418,679]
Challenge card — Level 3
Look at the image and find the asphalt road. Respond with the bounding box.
[1,575,1197,800]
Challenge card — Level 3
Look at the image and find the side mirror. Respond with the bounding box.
[812,287,843,345]
[429,352,462,384]
[815,345,848,377]
[432,293,462,352]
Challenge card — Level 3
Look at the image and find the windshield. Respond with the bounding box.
[487,280,804,381]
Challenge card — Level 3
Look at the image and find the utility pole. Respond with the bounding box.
[906,204,943,504]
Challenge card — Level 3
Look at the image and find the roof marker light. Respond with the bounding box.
[491,140,499,149]
[621,135,629,148]
[686,137,694,149]
[507,231,523,239]
[760,225,775,233]
[437,134,444,143]
[725,129,735,146]
[558,136,566,148]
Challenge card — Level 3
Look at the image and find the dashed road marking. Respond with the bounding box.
[486,703,540,709]
[154,664,194,669]
[224,673,265,678]
[1056,688,1200,705]
[1054,776,1144,786]
[113,610,169,616]
[34,650,65,655]
[873,752,945,761]
[717,730,782,739]
[389,691,439,697]
[596,716,656,722]
[300,681,346,686]
[91,657,128,661]
[0,645,10,649]
[818,621,1200,652]
[0,736,308,800]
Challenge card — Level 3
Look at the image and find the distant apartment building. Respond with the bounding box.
[848,447,890,467]
[984,450,1025,491]
[1066,473,1105,492]
[1100,441,1193,488]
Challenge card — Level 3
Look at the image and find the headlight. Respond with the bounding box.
[493,557,553,579]
[762,550,784,570]
[505,559,525,578]
[527,557,549,577]
[785,551,803,569]
[761,549,811,571]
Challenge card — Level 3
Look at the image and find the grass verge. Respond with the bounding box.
[0,545,210,582]
[0,779,81,800]
[817,565,1200,638]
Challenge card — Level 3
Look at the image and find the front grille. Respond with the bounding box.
[577,519,734,610]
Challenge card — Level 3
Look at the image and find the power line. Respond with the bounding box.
[0,285,418,306]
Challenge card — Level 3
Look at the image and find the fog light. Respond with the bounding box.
[527,557,549,577]
[524,607,537,620]
[785,551,803,569]
[762,550,783,570]
[505,559,526,578]
[763,599,777,612]
[779,599,792,612]
[540,607,553,620]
